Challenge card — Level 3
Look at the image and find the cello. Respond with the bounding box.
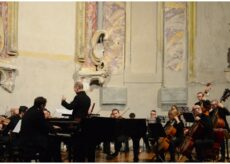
[179,117,204,157]
[158,107,180,151]
[158,120,177,151]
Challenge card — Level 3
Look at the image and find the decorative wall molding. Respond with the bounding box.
[100,87,127,105]
[0,2,18,58]
[164,2,187,72]
[0,2,18,93]
[75,2,86,63]
[0,60,18,93]
[124,2,163,83]
[7,2,18,56]
[159,87,187,111]
[187,2,197,82]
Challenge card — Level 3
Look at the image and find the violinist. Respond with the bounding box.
[159,105,184,162]
[210,100,230,161]
[2,106,27,136]
[192,102,214,162]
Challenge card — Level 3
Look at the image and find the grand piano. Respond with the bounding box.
[48,116,147,162]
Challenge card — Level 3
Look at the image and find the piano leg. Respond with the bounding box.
[132,137,141,162]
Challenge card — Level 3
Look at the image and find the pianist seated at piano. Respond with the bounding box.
[43,109,51,119]
[19,97,50,162]
[61,81,91,121]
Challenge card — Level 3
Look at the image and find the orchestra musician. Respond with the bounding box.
[1,106,27,148]
[192,102,214,162]
[159,105,184,162]
[148,110,161,124]
[210,100,230,161]
[61,81,91,121]
[145,110,161,152]
[106,109,129,159]
[195,83,212,106]
[19,97,50,162]
[195,92,206,106]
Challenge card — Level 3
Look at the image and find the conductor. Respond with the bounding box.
[61,81,91,121]
[61,81,91,161]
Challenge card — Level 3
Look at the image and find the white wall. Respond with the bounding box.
[0,2,77,115]
[188,2,230,109]
[1,2,230,119]
[18,2,76,55]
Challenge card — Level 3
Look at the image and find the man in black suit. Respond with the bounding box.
[61,81,91,121]
[20,97,49,162]
[61,81,91,162]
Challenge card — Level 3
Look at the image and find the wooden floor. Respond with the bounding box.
[62,147,230,162]
[94,149,188,162]
[62,147,188,162]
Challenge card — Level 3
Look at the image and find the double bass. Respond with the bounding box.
[212,88,230,128]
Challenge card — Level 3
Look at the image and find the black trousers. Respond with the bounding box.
[72,135,96,162]
[47,136,62,162]
[20,136,49,162]
[194,139,214,161]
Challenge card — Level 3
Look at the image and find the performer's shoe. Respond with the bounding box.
[106,152,118,160]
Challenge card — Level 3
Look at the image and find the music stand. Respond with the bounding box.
[148,123,166,162]
[183,112,194,127]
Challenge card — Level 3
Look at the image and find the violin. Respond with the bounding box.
[0,116,10,126]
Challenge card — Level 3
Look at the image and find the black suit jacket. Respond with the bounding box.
[20,106,49,147]
[198,113,214,140]
[61,91,91,119]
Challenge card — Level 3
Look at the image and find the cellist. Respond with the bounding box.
[159,105,184,162]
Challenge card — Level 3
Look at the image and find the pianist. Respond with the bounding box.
[20,97,50,162]
[61,81,91,121]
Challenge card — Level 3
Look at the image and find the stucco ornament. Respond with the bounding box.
[0,62,18,93]
[74,30,110,89]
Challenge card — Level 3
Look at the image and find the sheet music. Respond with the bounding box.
[13,119,21,133]
[56,108,73,115]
